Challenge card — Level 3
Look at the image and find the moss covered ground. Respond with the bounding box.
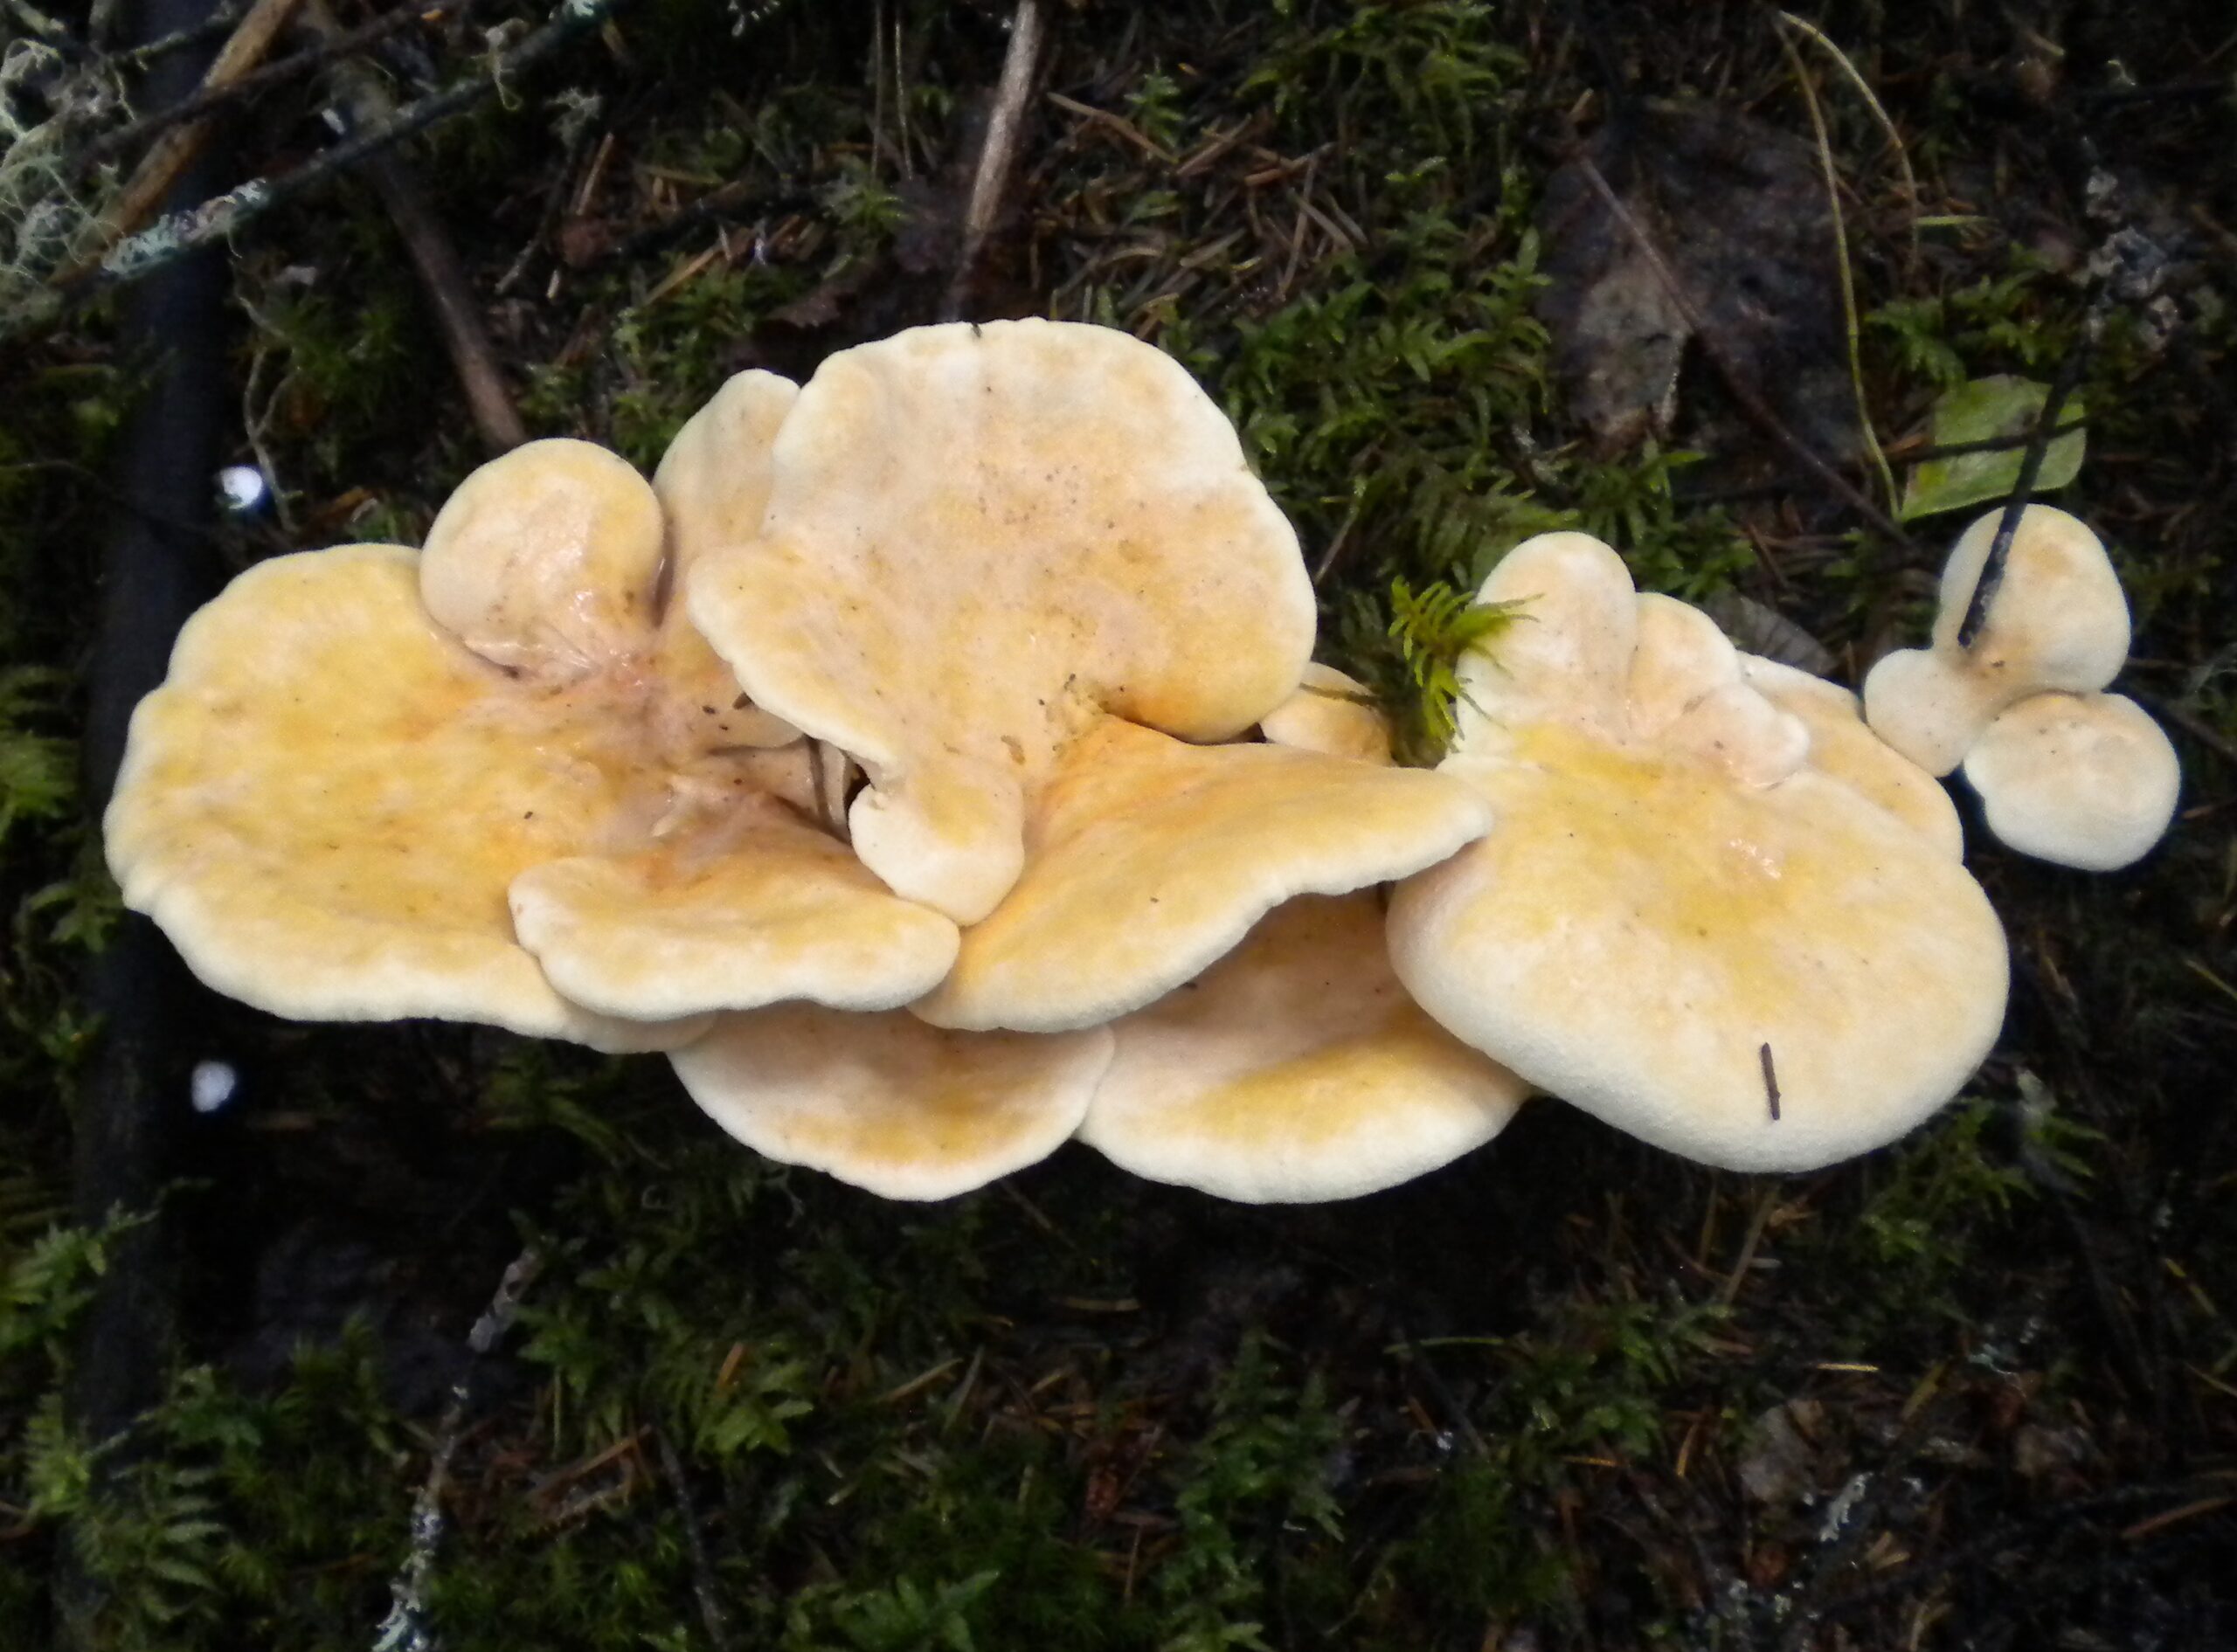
[2,3,2234,1647]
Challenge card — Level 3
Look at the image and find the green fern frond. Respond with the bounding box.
[1386,577,1525,757]
[0,666,73,843]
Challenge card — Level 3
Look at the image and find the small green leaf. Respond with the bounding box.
[1901,374,2086,521]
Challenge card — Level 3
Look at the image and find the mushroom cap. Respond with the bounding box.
[652,368,802,573]
[1862,505,2130,775]
[419,438,667,682]
[1259,664,1394,764]
[672,1009,1113,1200]
[509,794,959,1020]
[648,370,802,756]
[1961,691,2180,871]
[1741,655,1963,858]
[103,545,703,1051]
[685,319,1315,923]
[910,715,1493,1033]
[1388,532,2009,1172]
[108,436,973,1046]
[1079,893,1526,1203]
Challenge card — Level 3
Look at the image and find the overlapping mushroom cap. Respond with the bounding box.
[1862,505,2130,777]
[1081,893,1526,1202]
[1389,533,2010,1172]
[685,321,1492,1032]
[910,715,1486,1032]
[1260,664,1395,764]
[674,1006,1115,1202]
[106,438,959,1049]
[686,320,1324,924]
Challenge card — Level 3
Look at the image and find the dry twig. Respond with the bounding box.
[70,0,310,276]
[4,0,620,343]
[942,0,1046,321]
[81,0,465,169]
[654,1427,737,1652]
[307,0,525,453]
[1957,193,2166,646]
[371,1248,542,1652]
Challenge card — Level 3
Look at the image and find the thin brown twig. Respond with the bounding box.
[82,0,465,169]
[1776,25,1899,517]
[653,1427,737,1652]
[68,0,310,278]
[1886,420,2088,462]
[1714,1186,1778,1308]
[1570,152,1919,553]
[6,0,622,343]
[943,0,1047,321]
[307,0,525,453]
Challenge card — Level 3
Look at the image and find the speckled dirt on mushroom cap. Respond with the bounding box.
[1961,690,2180,871]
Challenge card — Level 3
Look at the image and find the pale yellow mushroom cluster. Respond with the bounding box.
[104,321,2179,1199]
[1862,505,2180,871]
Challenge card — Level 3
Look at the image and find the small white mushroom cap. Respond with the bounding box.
[1079,894,1525,1203]
[1259,665,1394,764]
[419,439,667,682]
[672,1009,1113,1200]
[910,715,1492,1033]
[1388,532,2010,1172]
[1961,691,2180,871]
[685,319,1315,923]
[1862,505,2130,775]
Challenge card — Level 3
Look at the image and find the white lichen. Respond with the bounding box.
[0,38,131,322]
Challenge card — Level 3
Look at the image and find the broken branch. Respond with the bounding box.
[308,0,527,453]
[943,0,1047,321]
[81,0,465,170]
[70,0,310,277]
[5,0,621,345]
